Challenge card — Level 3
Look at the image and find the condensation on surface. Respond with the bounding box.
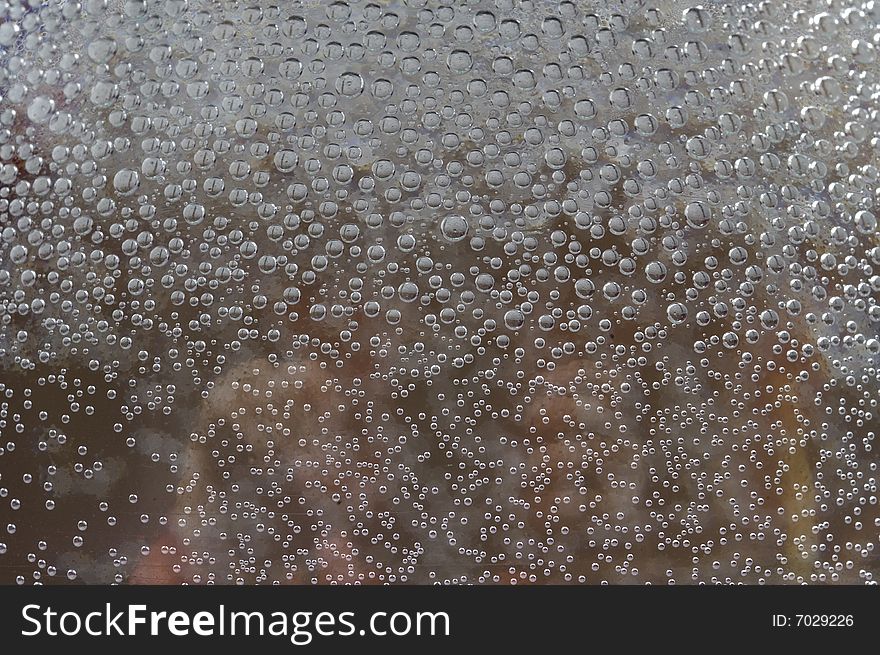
[0,0,879,585]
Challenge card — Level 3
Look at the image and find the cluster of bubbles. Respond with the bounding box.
[1,0,879,584]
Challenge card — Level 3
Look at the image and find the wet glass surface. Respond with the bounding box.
[0,0,879,584]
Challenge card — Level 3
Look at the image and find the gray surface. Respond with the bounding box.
[0,0,878,584]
